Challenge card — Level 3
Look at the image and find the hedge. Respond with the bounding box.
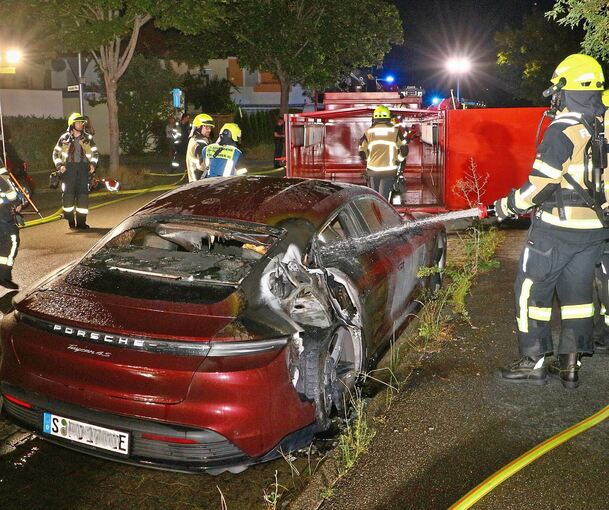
[3,116,66,172]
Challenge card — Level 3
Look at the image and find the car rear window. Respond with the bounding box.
[67,216,282,302]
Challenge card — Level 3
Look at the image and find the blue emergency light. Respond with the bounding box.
[431,96,441,105]
[384,75,395,83]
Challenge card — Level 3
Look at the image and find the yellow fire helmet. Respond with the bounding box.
[551,54,604,91]
[220,123,241,142]
[67,112,87,127]
[192,113,214,128]
[373,105,391,119]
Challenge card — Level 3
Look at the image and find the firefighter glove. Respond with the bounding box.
[49,171,61,189]
[494,197,515,222]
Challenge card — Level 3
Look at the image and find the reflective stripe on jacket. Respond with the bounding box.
[186,134,210,182]
[52,131,99,170]
[506,110,605,230]
[358,122,407,172]
[204,143,242,177]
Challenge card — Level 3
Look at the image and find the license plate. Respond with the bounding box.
[43,412,129,455]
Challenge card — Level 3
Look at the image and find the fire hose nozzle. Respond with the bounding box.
[477,204,495,219]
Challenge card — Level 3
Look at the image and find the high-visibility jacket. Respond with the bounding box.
[203,143,242,177]
[501,109,609,231]
[358,121,407,173]
[52,131,99,170]
[0,166,18,224]
[186,133,210,182]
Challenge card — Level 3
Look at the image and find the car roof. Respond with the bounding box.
[136,176,377,229]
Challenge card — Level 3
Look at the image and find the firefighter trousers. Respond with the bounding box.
[0,222,19,283]
[515,224,606,357]
[366,170,396,201]
[62,162,89,227]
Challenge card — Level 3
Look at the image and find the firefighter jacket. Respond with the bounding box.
[52,131,99,170]
[358,121,408,173]
[0,166,18,224]
[203,143,243,177]
[186,133,211,182]
[499,110,609,232]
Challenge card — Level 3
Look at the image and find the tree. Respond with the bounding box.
[547,0,609,62]
[0,0,222,173]
[210,0,403,113]
[495,11,582,104]
[117,55,177,154]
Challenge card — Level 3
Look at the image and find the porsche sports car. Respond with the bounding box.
[0,176,445,474]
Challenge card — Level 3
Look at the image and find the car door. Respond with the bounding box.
[341,196,412,350]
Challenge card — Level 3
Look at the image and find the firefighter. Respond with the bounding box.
[186,113,214,182]
[495,54,608,389]
[0,159,20,290]
[358,105,408,201]
[52,112,99,229]
[203,123,245,177]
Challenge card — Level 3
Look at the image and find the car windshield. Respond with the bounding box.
[81,216,281,286]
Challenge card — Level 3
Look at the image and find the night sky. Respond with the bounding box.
[385,0,561,105]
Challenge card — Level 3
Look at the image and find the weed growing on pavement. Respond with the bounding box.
[337,387,377,474]
[217,486,228,510]
[263,470,288,510]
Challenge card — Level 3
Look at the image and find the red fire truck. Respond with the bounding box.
[285,92,548,212]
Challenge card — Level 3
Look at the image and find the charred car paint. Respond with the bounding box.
[0,176,445,474]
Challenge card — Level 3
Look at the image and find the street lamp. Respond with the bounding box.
[446,57,471,102]
[5,49,22,65]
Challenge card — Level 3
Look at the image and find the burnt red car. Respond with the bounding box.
[0,176,445,474]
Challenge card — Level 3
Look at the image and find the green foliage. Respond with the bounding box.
[495,10,582,104]
[116,55,177,154]
[183,75,236,114]
[547,0,609,63]
[236,110,280,147]
[337,390,376,474]
[3,117,66,172]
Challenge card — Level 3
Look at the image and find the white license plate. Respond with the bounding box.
[43,412,129,455]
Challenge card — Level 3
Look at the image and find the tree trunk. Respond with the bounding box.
[105,76,120,174]
[279,75,290,114]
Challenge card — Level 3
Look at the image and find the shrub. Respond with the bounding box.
[2,117,66,172]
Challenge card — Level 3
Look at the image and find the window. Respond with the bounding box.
[351,197,401,234]
[318,211,358,244]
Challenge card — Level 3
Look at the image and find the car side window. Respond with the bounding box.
[318,211,358,244]
[352,197,401,234]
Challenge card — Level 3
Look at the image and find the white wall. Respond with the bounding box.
[0,89,64,117]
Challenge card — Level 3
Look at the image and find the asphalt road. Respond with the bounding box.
[0,190,305,510]
[320,226,609,510]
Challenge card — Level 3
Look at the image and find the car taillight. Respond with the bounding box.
[207,337,288,357]
[3,393,33,409]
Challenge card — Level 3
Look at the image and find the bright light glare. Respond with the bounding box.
[385,75,395,83]
[431,96,441,105]
[446,57,471,74]
[5,49,22,64]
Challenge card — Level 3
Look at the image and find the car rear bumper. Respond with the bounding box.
[1,382,253,474]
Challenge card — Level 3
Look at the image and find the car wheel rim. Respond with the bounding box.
[323,327,358,413]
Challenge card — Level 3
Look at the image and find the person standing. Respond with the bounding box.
[495,54,609,389]
[186,113,214,182]
[0,159,21,290]
[273,117,285,168]
[358,105,408,201]
[52,112,99,229]
[203,123,244,177]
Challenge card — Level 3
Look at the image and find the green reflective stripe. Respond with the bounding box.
[561,303,595,319]
[518,278,534,333]
[529,306,552,321]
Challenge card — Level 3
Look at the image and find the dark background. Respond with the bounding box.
[385,0,560,105]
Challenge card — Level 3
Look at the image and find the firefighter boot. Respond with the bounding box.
[499,356,547,385]
[548,353,581,389]
[76,212,90,230]
[64,211,76,229]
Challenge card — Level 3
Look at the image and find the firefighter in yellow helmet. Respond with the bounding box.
[186,113,214,182]
[358,105,408,202]
[495,54,608,388]
[202,123,246,177]
[52,113,99,229]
